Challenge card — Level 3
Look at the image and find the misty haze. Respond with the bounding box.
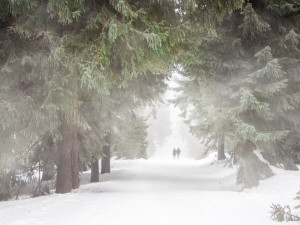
[0,1,300,225]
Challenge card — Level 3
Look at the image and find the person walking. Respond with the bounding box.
[176,147,181,159]
[173,148,177,159]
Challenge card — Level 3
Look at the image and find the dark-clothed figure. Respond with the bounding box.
[176,147,181,159]
[173,148,176,159]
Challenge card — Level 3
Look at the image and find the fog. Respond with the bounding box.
[146,74,206,159]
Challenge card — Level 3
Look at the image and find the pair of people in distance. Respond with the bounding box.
[173,147,181,159]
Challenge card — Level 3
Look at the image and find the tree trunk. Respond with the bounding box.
[91,158,99,182]
[0,173,11,201]
[101,145,111,174]
[71,135,79,189]
[236,140,273,188]
[56,72,79,193]
[101,132,111,174]
[56,119,78,194]
[217,134,226,160]
[71,74,79,189]
[42,162,56,181]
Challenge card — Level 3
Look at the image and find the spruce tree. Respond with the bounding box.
[174,1,300,187]
[112,113,149,160]
[0,0,180,195]
[0,0,282,198]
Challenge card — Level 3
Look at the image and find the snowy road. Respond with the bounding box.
[79,157,241,193]
[1,155,300,225]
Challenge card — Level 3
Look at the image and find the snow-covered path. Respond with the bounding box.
[79,158,241,193]
[1,156,300,225]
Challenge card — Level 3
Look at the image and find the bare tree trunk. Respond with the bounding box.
[101,132,111,174]
[56,119,77,194]
[217,134,226,160]
[56,72,79,193]
[91,158,99,182]
[0,173,11,201]
[101,145,111,174]
[71,73,79,189]
[38,149,41,196]
[71,130,79,189]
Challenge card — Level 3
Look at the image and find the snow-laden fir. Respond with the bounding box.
[1,153,299,225]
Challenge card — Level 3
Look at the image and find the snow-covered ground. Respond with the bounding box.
[1,154,300,225]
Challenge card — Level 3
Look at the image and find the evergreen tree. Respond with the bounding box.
[174,1,300,187]
[112,113,149,160]
[0,0,280,198]
[0,0,179,195]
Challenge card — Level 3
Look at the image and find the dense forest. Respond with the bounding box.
[0,0,299,202]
